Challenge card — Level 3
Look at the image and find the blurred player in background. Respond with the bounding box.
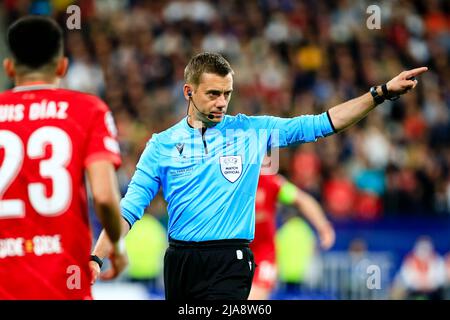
[249,170,335,300]
[0,16,126,299]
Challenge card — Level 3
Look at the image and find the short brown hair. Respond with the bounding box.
[184,52,234,86]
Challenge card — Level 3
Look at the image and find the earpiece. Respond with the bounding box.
[187,90,192,97]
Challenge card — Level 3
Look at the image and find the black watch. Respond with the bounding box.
[370,86,385,105]
[90,254,103,268]
[381,83,400,101]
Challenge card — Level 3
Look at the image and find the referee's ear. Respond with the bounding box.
[3,58,15,79]
[55,57,68,78]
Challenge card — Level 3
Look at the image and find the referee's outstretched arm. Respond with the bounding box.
[328,67,428,132]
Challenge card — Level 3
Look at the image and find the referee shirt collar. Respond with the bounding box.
[183,116,227,132]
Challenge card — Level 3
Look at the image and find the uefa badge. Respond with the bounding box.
[219,155,242,183]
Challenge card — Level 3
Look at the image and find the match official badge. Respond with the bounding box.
[219,155,242,183]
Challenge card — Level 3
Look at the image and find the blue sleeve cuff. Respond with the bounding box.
[326,111,337,133]
[314,111,335,138]
[122,215,133,230]
[120,200,139,228]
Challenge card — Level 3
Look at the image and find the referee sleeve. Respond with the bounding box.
[268,112,335,148]
[121,137,161,227]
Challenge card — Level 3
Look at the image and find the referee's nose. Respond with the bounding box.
[215,94,228,109]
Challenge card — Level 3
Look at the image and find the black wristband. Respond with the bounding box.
[381,83,400,101]
[370,86,385,105]
[90,254,103,268]
[381,83,389,96]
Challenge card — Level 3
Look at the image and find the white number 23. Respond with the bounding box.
[0,127,72,219]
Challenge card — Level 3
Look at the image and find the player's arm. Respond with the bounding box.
[89,218,130,282]
[91,219,130,259]
[328,67,427,132]
[90,138,161,283]
[87,160,128,283]
[278,180,335,250]
[87,160,123,242]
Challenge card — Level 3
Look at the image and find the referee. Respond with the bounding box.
[90,52,427,300]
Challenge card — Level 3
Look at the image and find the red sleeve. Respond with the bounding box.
[84,98,121,169]
[272,174,286,196]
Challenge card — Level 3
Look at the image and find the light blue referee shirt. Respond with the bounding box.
[121,113,335,241]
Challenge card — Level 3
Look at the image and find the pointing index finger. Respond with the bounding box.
[405,67,428,78]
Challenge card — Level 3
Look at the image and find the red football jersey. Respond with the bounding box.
[250,174,284,265]
[0,84,121,299]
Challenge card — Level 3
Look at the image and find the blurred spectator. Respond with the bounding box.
[392,236,447,300]
[348,237,368,257]
[445,252,450,298]
[322,166,357,219]
[163,0,216,24]
[291,144,322,198]
[61,32,105,95]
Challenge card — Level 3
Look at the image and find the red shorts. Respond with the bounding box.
[251,241,277,290]
[252,259,277,290]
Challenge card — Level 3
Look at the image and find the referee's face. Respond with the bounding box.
[193,72,233,123]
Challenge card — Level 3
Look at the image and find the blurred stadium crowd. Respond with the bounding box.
[0,0,449,299]
[3,0,448,219]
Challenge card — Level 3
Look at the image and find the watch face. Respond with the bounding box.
[370,87,376,97]
[370,86,384,104]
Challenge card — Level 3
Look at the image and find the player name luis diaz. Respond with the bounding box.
[0,100,68,122]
